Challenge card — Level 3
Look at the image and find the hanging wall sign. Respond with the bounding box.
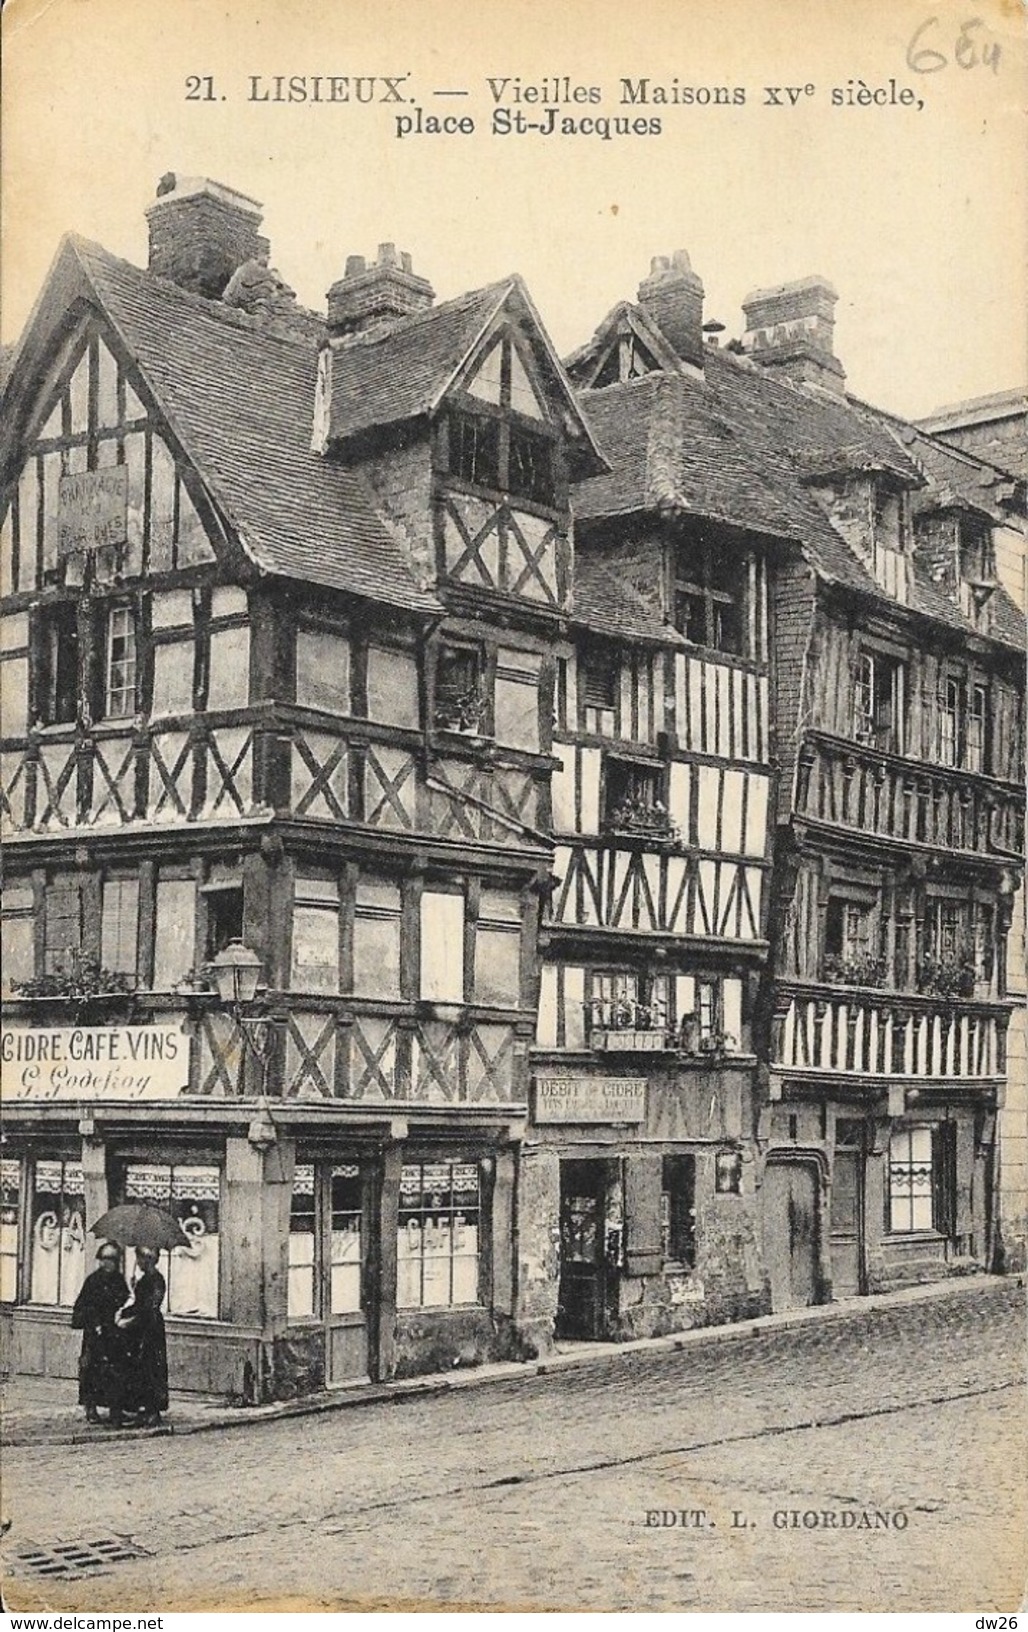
[0,1025,189,1102]
[58,467,129,556]
[533,1075,647,1124]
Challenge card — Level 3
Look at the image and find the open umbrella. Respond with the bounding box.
[90,1203,189,1252]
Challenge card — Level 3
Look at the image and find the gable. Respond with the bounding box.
[452,319,551,423]
[1,312,218,598]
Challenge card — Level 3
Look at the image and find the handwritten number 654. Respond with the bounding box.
[907,17,1002,74]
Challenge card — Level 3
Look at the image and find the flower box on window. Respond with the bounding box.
[821,952,889,989]
[608,798,679,843]
[917,953,977,999]
[590,1027,669,1053]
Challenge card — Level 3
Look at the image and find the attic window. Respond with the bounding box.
[450,413,501,490]
[591,336,660,389]
[673,542,747,655]
[446,328,558,509]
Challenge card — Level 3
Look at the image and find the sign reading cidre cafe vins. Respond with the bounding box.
[0,1026,188,1102]
[534,1076,647,1124]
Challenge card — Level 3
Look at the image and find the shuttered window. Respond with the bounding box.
[45,882,82,975]
[353,879,402,998]
[420,890,465,1002]
[153,878,197,990]
[101,878,139,979]
[292,878,340,993]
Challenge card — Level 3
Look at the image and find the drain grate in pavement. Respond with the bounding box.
[10,1535,149,1580]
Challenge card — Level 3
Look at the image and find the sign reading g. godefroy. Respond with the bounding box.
[0,1027,188,1102]
[534,1076,646,1124]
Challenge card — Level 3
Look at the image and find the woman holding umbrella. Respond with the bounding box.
[89,1202,182,1427]
[70,1242,130,1425]
[116,1246,170,1427]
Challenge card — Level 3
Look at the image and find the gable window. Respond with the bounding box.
[673,542,749,656]
[853,651,905,754]
[449,412,501,491]
[661,1156,697,1268]
[104,604,138,719]
[38,603,79,725]
[508,427,553,506]
[434,642,487,734]
[446,331,557,510]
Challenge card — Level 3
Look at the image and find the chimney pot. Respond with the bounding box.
[326,245,435,337]
[145,174,269,299]
[637,250,705,371]
[740,275,846,394]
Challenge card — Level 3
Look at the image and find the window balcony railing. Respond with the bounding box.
[584,1000,736,1059]
[796,732,1024,857]
[773,986,1007,1079]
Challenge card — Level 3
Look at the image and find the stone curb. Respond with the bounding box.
[3,1273,1019,1449]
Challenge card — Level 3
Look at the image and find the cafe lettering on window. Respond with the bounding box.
[534,1076,647,1124]
[58,466,129,556]
[0,1026,189,1102]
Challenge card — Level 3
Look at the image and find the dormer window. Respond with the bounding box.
[449,412,501,491]
[445,330,558,510]
[673,542,748,656]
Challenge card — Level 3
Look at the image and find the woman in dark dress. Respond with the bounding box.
[70,1243,130,1424]
[116,1246,170,1427]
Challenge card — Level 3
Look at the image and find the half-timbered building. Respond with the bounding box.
[562,257,1025,1319]
[0,176,606,1397]
[1,180,1023,1399]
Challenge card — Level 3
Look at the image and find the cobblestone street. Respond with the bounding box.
[2,1280,1025,1613]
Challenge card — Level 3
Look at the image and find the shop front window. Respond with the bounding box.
[122,1163,220,1317]
[288,1162,363,1322]
[1,1158,21,1303]
[288,1163,317,1319]
[29,1159,86,1308]
[397,1159,482,1309]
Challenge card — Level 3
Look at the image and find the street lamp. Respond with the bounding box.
[209,939,263,1007]
[208,940,274,1099]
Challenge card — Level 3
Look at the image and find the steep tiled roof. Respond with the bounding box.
[24,238,442,613]
[571,550,687,647]
[570,314,1025,654]
[328,281,511,441]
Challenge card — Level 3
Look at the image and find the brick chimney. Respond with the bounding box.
[636,251,705,372]
[326,243,434,337]
[741,276,846,395]
[146,175,269,299]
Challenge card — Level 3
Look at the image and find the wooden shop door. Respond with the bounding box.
[765,1159,820,1313]
[830,1121,867,1298]
[556,1160,607,1341]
